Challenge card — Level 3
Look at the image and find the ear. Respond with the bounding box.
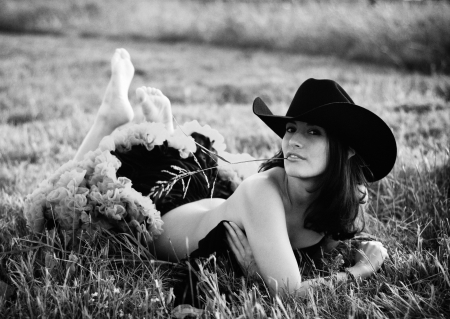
[348,147,355,159]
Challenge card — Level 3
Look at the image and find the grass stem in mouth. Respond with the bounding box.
[174,116,288,164]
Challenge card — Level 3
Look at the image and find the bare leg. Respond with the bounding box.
[136,87,174,133]
[74,48,135,161]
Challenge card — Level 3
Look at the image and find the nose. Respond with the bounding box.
[288,135,303,148]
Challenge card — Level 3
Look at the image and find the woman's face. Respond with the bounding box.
[282,121,329,180]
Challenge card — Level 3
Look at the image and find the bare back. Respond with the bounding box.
[153,168,324,269]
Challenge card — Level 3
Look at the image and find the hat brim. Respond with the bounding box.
[253,97,397,182]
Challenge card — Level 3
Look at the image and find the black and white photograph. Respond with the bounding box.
[0,0,449,318]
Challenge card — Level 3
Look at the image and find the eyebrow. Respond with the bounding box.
[286,121,315,126]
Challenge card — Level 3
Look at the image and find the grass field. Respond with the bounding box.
[1,0,450,73]
[0,9,449,319]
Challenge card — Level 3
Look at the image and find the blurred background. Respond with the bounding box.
[1,3,449,317]
[1,0,449,73]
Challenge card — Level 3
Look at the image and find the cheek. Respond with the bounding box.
[281,136,289,150]
[316,142,329,165]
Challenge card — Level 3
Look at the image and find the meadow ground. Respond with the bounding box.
[2,0,450,73]
[0,32,449,318]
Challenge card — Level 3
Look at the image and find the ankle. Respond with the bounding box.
[93,115,120,134]
[95,106,132,130]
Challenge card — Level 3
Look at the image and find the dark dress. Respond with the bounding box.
[111,132,331,307]
[112,132,235,215]
[170,220,331,307]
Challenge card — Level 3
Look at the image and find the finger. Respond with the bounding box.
[355,248,370,262]
[226,233,250,275]
[359,241,368,249]
[382,248,389,259]
[226,232,243,261]
[370,241,382,248]
[228,222,252,254]
[224,222,245,256]
[373,241,384,248]
[228,222,248,243]
[360,241,369,247]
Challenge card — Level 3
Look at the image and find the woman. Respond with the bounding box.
[73,48,394,299]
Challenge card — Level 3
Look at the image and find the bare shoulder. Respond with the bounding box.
[228,167,286,222]
[237,167,283,200]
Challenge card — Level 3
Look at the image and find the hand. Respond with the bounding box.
[224,221,259,277]
[352,241,388,278]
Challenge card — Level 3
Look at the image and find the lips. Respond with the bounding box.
[285,152,306,160]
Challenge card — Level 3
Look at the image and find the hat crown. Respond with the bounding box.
[286,79,355,117]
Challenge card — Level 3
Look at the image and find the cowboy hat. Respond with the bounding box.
[253,78,397,182]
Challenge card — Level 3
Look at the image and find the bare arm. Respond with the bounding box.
[225,177,387,297]
[229,175,303,295]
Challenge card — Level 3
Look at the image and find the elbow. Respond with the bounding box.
[266,277,308,299]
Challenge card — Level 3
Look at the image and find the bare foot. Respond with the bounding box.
[136,87,174,133]
[95,48,135,129]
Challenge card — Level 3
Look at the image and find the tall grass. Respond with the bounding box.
[1,0,449,73]
[0,33,449,317]
[0,121,449,318]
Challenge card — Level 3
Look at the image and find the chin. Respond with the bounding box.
[284,162,322,181]
[284,166,309,179]
[286,172,314,180]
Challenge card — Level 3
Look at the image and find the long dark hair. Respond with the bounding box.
[259,132,368,241]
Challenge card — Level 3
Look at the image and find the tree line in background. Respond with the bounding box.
[0,0,449,73]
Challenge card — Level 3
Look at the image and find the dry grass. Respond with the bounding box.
[0,0,449,73]
[0,32,449,317]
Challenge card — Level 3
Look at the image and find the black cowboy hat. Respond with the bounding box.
[253,78,397,182]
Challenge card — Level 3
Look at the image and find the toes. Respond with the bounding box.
[118,48,131,60]
[112,48,131,67]
[136,87,164,101]
[111,49,121,66]
[149,88,163,96]
[136,87,146,101]
[146,87,158,96]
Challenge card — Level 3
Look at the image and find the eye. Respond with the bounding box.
[286,126,296,133]
[307,127,324,136]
